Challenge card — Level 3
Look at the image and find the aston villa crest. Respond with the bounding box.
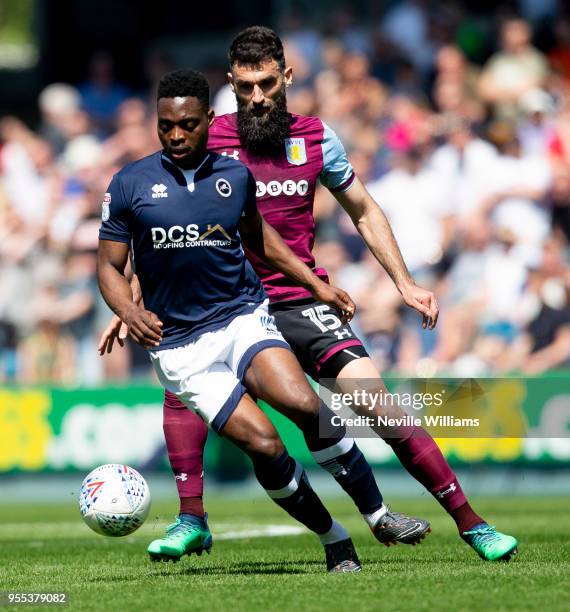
[285,138,307,165]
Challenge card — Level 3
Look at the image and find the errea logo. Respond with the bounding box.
[152,184,168,198]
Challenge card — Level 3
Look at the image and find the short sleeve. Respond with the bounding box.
[319,122,356,192]
[241,169,258,218]
[98,173,132,243]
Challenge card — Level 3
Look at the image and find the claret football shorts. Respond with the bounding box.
[150,301,290,433]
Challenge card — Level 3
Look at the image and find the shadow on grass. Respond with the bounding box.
[88,559,324,581]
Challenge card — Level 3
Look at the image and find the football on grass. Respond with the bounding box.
[79,464,151,536]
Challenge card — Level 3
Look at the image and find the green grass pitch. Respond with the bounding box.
[1,496,569,611]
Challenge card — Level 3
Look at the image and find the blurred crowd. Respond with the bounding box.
[1,1,570,385]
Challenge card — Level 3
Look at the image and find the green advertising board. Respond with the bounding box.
[0,374,569,474]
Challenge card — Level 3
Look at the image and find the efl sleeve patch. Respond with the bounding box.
[98,173,132,243]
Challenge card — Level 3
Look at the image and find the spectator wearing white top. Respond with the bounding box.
[479,18,549,119]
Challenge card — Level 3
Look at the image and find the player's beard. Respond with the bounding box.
[237,87,290,155]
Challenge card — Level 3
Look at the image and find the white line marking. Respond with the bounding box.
[5,522,306,543]
[216,525,305,540]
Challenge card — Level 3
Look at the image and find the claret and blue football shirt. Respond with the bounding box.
[209,113,355,302]
[99,151,266,349]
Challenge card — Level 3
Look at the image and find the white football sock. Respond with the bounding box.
[318,520,349,545]
[363,504,387,528]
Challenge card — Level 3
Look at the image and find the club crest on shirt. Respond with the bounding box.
[216,178,232,197]
[285,138,307,165]
[102,193,111,221]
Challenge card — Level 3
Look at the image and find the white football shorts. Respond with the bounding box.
[150,301,290,432]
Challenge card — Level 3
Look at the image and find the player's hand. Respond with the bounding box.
[122,306,164,349]
[400,283,439,330]
[98,315,129,355]
[312,282,356,323]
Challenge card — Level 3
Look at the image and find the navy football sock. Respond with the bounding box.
[252,450,333,535]
[303,405,383,515]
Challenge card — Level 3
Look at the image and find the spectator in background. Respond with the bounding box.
[367,144,454,276]
[17,283,76,385]
[0,117,61,247]
[432,45,484,121]
[38,83,90,156]
[429,115,498,228]
[479,18,549,119]
[549,166,570,242]
[549,96,570,172]
[57,250,99,384]
[80,50,129,137]
[477,121,552,255]
[548,17,570,83]
[49,134,102,251]
[381,0,435,75]
[517,88,556,156]
[101,97,158,167]
[502,239,570,373]
[18,316,76,384]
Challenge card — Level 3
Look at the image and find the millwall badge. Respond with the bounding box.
[285,138,307,166]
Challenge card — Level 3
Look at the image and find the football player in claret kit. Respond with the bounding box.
[97,68,433,573]
[101,27,518,563]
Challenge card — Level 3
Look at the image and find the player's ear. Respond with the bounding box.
[227,71,235,92]
[284,66,293,88]
[208,108,215,126]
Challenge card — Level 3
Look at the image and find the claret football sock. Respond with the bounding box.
[386,425,484,531]
[252,450,334,535]
[303,404,384,515]
[180,496,205,518]
[452,502,486,534]
[163,390,208,508]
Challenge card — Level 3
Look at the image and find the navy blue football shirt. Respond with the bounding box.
[99,151,266,350]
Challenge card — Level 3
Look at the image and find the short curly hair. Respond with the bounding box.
[228,26,285,70]
[157,69,210,109]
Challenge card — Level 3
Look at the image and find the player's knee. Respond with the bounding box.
[285,389,320,427]
[245,426,284,459]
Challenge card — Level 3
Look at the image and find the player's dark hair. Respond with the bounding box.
[229,26,285,70]
[157,69,210,109]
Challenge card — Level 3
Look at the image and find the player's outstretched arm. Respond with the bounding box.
[334,177,439,330]
[239,211,355,322]
[97,240,163,349]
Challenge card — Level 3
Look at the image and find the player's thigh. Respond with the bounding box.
[222,391,285,459]
[244,346,320,425]
[270,298,367,381]
[227,301,319,424]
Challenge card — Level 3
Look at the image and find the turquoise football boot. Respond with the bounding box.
[462,523,518,561]
[148,513,212,562]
